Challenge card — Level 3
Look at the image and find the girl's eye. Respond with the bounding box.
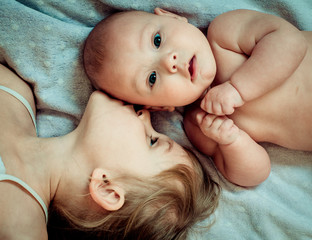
[150,136,159,146]
[148,71,157,87]
[154,33,161,48]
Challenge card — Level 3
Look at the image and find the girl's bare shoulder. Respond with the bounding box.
[0,64,36,114]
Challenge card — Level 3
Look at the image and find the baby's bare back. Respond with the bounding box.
[231,31,312,151]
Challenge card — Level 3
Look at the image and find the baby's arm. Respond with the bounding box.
[202,9,308,115]
[184,105,270,187]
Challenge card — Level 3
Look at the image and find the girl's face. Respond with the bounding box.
[81,91,191,178]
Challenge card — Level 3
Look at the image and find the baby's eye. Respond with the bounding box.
[148,71,157,88]
[150,135,159,146]
[153,33,161,48]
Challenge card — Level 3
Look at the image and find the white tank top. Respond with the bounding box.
[0,86,48,223]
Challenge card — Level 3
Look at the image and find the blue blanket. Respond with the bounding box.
[1,1,312,239]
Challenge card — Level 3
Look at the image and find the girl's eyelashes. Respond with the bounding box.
[150,135,159,146]
[153,33,161,48]
[148,71,157,88]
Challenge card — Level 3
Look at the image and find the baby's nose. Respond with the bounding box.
[162,52,178,73]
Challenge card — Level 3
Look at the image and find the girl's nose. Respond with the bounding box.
[137,109,151,120]
[137,109,154,129]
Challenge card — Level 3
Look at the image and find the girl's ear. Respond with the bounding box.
[154,7,188,23]
[89,168,125,211]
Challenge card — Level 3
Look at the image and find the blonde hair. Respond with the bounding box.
[48,149,220,240]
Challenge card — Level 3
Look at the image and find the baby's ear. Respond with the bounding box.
[154,8,188,23]
[144,105,175,112]
[89,168,125,211]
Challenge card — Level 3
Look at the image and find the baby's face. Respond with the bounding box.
[99,10,216,107]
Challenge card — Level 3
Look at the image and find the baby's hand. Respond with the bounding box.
[201,81,244,115]
[196,111,239,145]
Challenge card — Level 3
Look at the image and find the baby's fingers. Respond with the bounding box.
[200,96,213,113]
[200,95,227,116]
[198,114,239,144]
[197,112,218,129]
[217,118,239,145]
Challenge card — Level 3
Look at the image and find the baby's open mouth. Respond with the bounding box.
[188,55,196,81]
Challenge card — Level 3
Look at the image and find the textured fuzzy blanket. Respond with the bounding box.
[1,1,312,239]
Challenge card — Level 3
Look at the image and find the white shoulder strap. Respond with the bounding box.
[0,157,48,222]
[0,85,37,133]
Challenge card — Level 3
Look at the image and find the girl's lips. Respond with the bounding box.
[188,55,197,82]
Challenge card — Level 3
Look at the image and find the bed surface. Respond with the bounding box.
[1,1,312,239]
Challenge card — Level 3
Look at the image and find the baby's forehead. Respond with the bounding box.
[119,10,153,19]
[111,10,155,28]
